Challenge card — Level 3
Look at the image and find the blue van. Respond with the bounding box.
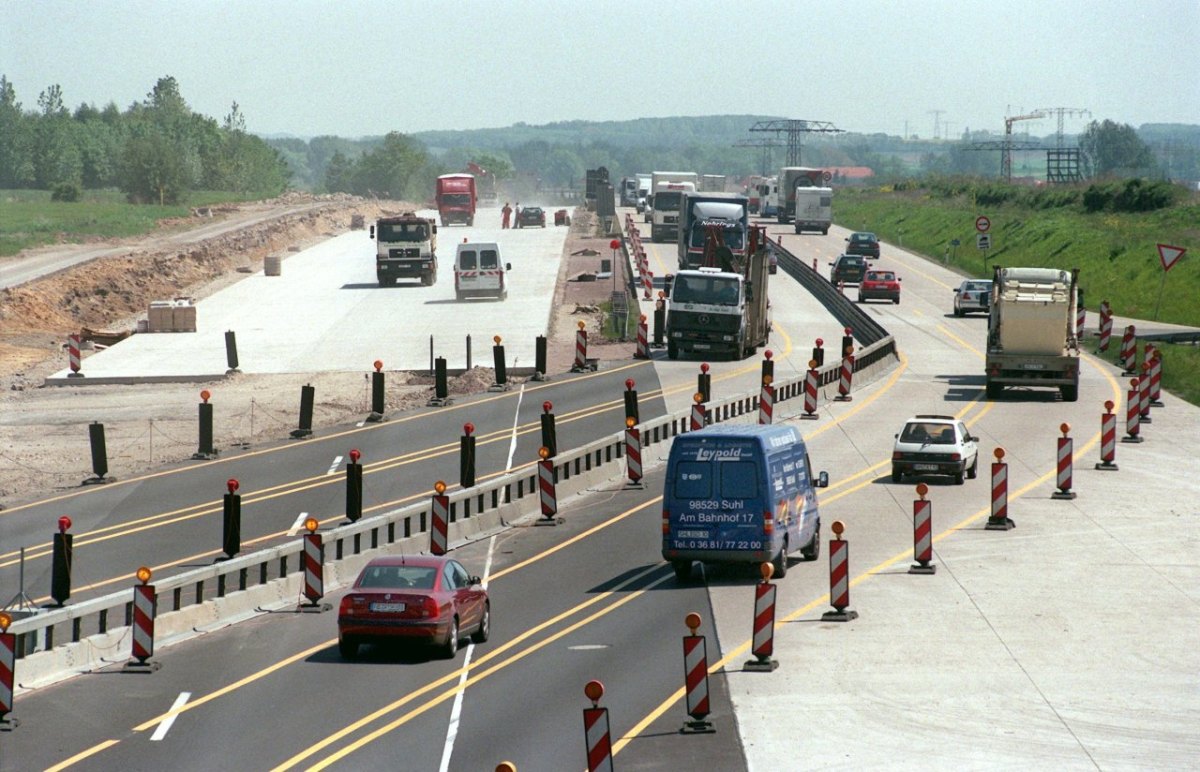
[662,424,828,581]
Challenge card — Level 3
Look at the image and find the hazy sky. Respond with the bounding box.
[3,0,1197,139]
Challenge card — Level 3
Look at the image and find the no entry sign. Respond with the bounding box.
[975,216,991,233]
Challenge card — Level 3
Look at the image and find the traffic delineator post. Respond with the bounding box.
[624,418,643,488]
[822,521,858,621]
[1122,379,1143,443]
[431,482,449,555]
[680,612,715,733]
[758,378,775,425]
[1096,400,1119,471]
[985,448,1015,530]
[1076,305,1086,342]
[744,563,779,671]
[909,484,936,574]
[1119,325,1137,374]
[221,479,241,559]
[537,448,559,525]
[0,611,17,729]
[689,392,707,431]
[345,448,363,523]
[801,361,819,419]
[1149,349,1164,407]
[1138,361,1153,424]
[126,567,162,671]
[67,333,83,378]
[572,321,589,372]
[582,680,613,772]
[835,351,854,402]
[1097,301,1113,352]
[634,314,650,359]
[1052,423,1077,500]
[300,518,331,612]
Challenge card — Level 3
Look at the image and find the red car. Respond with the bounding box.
[337,555,489,659]
[857,269,901,304]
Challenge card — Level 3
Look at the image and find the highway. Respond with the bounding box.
[2,208,1197,770]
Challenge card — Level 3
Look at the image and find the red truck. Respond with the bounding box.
[436,174,476,227]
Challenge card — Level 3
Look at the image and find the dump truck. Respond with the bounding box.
[370,212,438,286]
[678,192,748,270]
[436,174,476,226]
[984,266,1081,401]
[666,224,771,360]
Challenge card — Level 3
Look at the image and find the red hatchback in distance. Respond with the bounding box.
[338,555,489,659]
[857,269,901,304]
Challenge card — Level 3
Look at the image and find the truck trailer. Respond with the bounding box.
[776,167,828,223]
[436,174,476,227]
[984,266,1081,401]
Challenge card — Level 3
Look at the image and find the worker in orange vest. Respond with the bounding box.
[501,202,512,229]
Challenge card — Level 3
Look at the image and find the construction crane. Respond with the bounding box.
[1001,112,1044,181]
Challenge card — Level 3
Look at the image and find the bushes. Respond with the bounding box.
[51,182,81,202]
[1083,179,1180,213]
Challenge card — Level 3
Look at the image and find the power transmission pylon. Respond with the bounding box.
[927,110,946,140]
[733,138,783,176]
[1037,107,1091,148]
[748,119,844,166]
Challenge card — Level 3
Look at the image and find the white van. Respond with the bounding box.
[454,242,511,301]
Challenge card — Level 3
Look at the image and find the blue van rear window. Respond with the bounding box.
[675,461,711,499]
[721,461,758,498]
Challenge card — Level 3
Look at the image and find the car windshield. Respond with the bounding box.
[900,422,956,444]
[868,272,894,281]
[358,565,438,589]
[671,275,740,306]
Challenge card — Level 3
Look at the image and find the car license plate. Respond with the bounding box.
[693,344,710,349]
[370,602,406,612]
[914,463,938,471]
[1023,363,1045,370]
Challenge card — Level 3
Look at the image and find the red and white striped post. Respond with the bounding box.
[1097,301,1113,352]
[634,314,650,359]
[758,378,775,425]
[680,612,715,733]
[582,680,613,772]
[643,269,653,300]
[129,567,158,668]
[624,419,642,486]
[837,279,845,295]
[1052,423,1076,500]
[1149,349,1164,406]
[1119,325,1137,374]
[690,392,707,431]
[822,521,857,621]
[1076,305,1086,342]
[801,361,820,420]
[1122,379,1143,443]
[835,351,855,402]
[431,481,449,554]
[1096,400,1119,470]
[301,518,326,607]
[744,563,779,671]
[538,448,558,521]
[68,333,83,377]
[572,321,589,372]
[909,483,936,574]
[1138,361,1153,424]
[0,612,16,728]
[986,448,1014,530]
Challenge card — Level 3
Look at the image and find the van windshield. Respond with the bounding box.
[673,460,759,499]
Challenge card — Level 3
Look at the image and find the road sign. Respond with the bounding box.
[822,170,833,182]
[975,216,991,233]
[950,238,961,246]
[977,233,991,250]
[1157,243,1186,272]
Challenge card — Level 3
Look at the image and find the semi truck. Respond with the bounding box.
[700,174,727,192]
[984,266,1081,402]
[666,224,771,360]
[678,193,749,270]
[793,186,832,234]
[776,166,828,223]
[649,171,699,242]
[619,176,638,207]
[370,212,438,286]
[436,174,476,227]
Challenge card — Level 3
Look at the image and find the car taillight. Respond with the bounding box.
[662,509,670,535]
[339,596,353,615]
[950,453,961,461]
[763,511,774,535]
[893,451,903,459]
[419,597,439,619]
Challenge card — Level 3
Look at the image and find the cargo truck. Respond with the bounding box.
[619,176,638,207]
[650,171,699,242]
[793,186,832,234]
[984,266,1081,401]
[776,166,828,223]
[700,174,727,192]
[436,174,476,227]
[666,225,771,360]
[678,193,749,271]
[636,173,652,215]
[370,212,438,286]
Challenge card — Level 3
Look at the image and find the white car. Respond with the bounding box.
[891,415,979,485]
[953,279,993,316]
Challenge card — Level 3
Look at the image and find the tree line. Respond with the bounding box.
[0,75,290,203]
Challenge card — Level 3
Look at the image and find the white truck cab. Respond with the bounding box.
[454,242,511,301]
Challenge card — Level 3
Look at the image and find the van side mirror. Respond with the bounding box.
[817,471,829,488]
[369,225,375,238]
[469,575,482,586]
[505,262,512,271]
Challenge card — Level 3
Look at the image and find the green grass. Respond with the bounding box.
[835,187,1200,327]
[1087,338,1200,407]
[598,296,642,342]
[0,189,276,257]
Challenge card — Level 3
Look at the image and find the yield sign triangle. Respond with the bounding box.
[1157,243,1186,272]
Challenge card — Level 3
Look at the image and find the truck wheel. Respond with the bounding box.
[667,342,679,360]
[891,467,902,483]
[822,228,829,235]
[1060,384,1079,402]
[455,292,465,302]
[985,380,1002,400]
[672,560,692,582]
[772,541,789,578]
[795,226,802,234]
[800,522,820,561]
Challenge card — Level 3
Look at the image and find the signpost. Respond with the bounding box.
[1154,243,1187,320]
[977,233,991,250]
[975,215,991,233]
